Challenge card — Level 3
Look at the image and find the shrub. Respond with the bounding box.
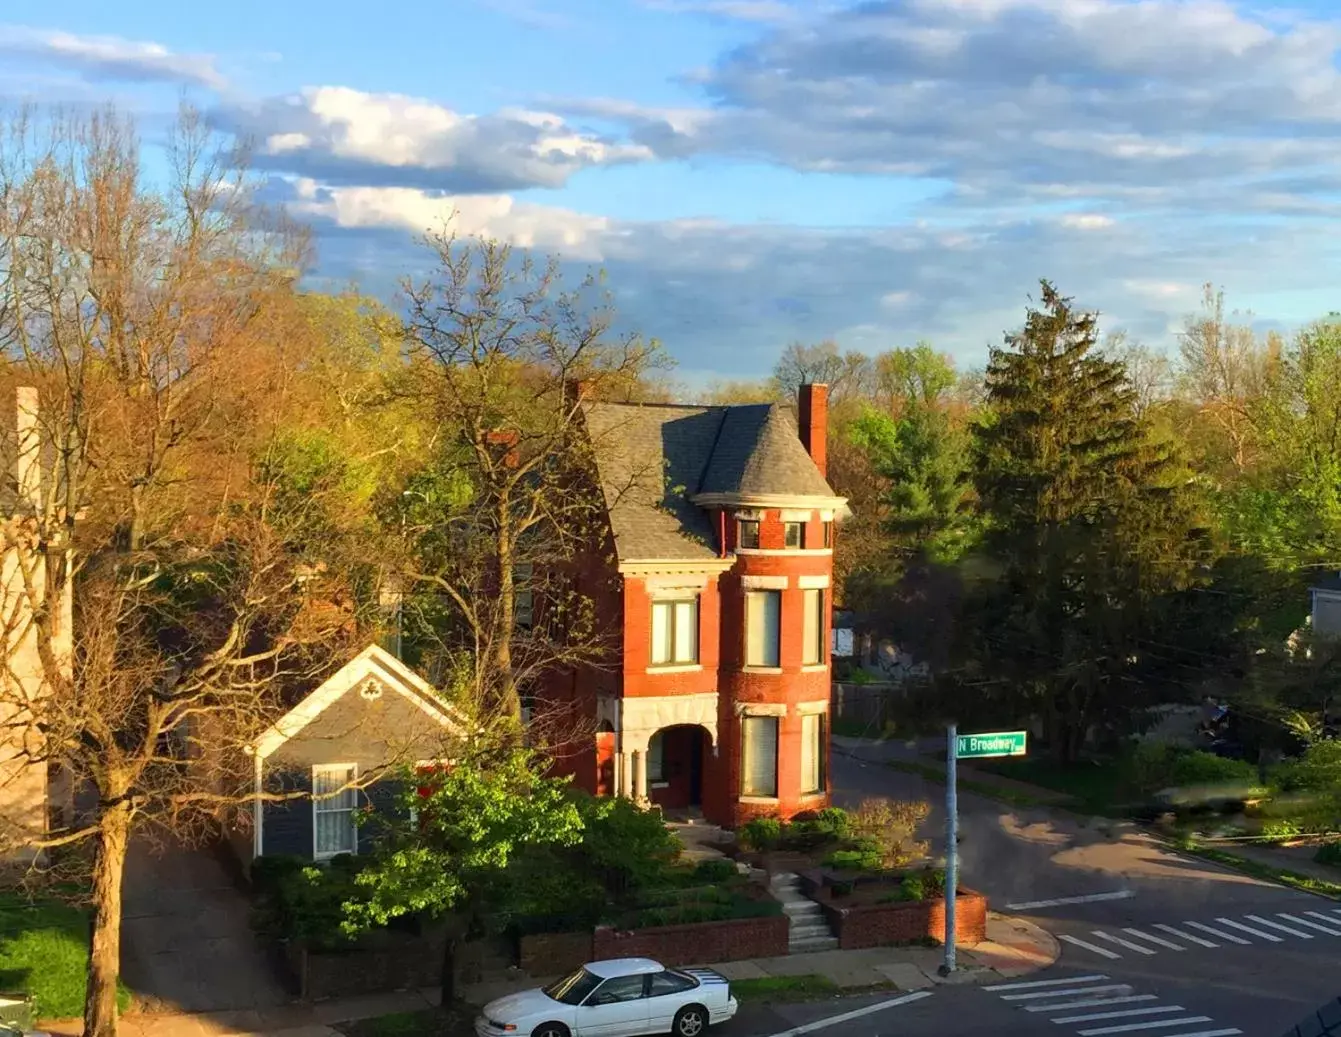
[574,794,682,895]
[848,798,930,868]
[249,854,310,896]
[1315,842,1341,867]
[252,857,372,949]
[1260,818,1304,840]
[898,873,926,902]
[1275,741,1341,793]
[1168,751,1257,788]
[816,807,851,840]
[824,846,882,872]
[739,816,783,851]
[692,858,740,884]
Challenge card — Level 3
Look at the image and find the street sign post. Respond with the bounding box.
[941,727,1029,976]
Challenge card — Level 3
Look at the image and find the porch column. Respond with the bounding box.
[633,749,648,804]
[620,751,634,800]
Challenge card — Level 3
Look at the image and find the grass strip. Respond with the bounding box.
[884,759,1056,811]
[1174,842,1341,900]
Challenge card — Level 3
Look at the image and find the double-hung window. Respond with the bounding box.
[741,716,779,797]
[738,520,760,549]
[313,764,359,859]
[783,521,804,549]
[802,588,825,666]
[801,713,826,794]
[745,590,781,668]
[650,598,698,666]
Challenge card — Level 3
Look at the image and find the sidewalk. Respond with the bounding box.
[41,915,1058,1037]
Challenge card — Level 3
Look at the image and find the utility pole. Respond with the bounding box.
[940,722,958,976]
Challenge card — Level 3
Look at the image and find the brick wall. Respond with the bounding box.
[519,931,595,976]
[820,890,988,951]
[591,915,789,966]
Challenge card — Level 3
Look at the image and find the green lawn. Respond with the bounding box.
[0,892,130,1019]
[731,975,841,1002]
[969,755,1140,816]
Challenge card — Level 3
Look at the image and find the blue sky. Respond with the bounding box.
[4,0,1341,384]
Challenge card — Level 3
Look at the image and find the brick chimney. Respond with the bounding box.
[564,378,596,411]
[797,382,828,478]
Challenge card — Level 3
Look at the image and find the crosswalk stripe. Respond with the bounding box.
[1153,923,1216,948]
[1120,927,1184,951]
[1216,917,1283,942]
[1060,934,1122,959]
[1279,913,1341,936]
[1052,1006,1187,1024]
[1185,921,1250,945]
[985,974,1110,992]
[1079,1017,1212,1036]
[1024,996,1159,1013]
[1307,910,1341,929]
[1093,931,1158,955]
[1002,983,1131,1001]
[1156,1030,1241,1037]
[1244,914,1312,939]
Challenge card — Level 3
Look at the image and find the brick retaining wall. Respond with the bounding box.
[816,889,988,951]
[592,914,789,966]
[519,931,595,975]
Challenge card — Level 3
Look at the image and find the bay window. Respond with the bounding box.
[745,589,781,667]
[741,715,779,797]
[803,588,825,666]
[801,712,826,794]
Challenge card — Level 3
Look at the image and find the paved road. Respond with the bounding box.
[722,741,1341,1037]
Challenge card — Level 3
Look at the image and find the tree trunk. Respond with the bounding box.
[439,933,459,1006]
[84,802,132,1037]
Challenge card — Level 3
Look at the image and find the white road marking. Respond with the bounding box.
[1092,931,1158,955]
[985,974,1110,991]
[1279,913,1341,936]
[1153,923,1217,948]
[1244,914,1311,939]
[1307,910,1341,929]
[1185,921,1250,945]
[762,989,932,1036]
[1216,917,1283,942]
[1152,1031,1241,1037]
[1025,996,1159,1013]
[1052,1006,1186,1024]
[1079,1018,1212,1036]
[1007,890,1135,910]
[1002,983,1132,1001]
[1120,928,1184,951]
[1059,934,1122,959]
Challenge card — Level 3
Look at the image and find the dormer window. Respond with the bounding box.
[738,519,760,550]
[783,521,804,549]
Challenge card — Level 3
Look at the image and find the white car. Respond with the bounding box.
[475,956,738,1037]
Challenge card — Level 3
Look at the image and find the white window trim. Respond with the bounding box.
[780,509,814,522]
[801,664,830,673]
[741,574,788,590]
[796,700,829,715]
[797,574,830,589]
[312,763,359,861]
[740,714,780,799]
[802,587,825,666]
[650,597,699,667]
[736,548,832,558]
[737,702,787,717]
[744,588,782,668]
[646,663,703,675]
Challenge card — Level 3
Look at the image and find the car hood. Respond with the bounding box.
[481,988,563,1024]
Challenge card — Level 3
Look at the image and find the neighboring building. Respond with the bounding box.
[1310,572,1341,638]
[0,387,72,856]
[228,644,465,865]
[554,383,847,829]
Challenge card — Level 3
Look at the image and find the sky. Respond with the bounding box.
[3,0,1341,384]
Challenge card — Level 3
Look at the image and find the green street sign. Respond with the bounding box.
[956,731,1027,759]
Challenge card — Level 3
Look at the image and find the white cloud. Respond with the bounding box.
[0,26,225,89]
[223,87,652,193]
[1059,213,1115,230]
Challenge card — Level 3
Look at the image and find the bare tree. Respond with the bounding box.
[396,232,666,729]
[1177,284,1278,471]
[770,340,872,405]
[0,106,376,1037]
[1101,329,1172,420]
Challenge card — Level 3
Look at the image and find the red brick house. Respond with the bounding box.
[558,383,846,830]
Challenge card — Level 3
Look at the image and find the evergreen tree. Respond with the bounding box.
[969,282,1206,760]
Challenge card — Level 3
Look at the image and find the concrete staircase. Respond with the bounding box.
[770,872,839,953]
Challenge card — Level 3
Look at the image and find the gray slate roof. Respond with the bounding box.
[582,400,837,562]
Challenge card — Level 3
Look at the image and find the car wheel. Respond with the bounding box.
[673,1004,708,1036]
[530,1024,570,1037]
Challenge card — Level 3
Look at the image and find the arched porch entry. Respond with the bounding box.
[646,724,712,810]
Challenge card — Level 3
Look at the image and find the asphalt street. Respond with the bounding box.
[709,742,1341,1037]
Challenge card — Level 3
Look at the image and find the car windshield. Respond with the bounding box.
[542,967,603,1005]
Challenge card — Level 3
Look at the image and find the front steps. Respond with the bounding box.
[770,872,839,953]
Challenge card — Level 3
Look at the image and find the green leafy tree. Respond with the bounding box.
[342,746,583,1003]
[969,282,1207,760]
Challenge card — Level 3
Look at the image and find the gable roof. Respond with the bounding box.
[251,644,466,760]
[581,399,841,562]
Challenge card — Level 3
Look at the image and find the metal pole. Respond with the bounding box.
[941,722,958,976]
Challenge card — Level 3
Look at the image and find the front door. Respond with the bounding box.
[575,975,649,1036]
[689,729,703,806]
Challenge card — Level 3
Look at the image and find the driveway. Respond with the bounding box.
[119,838,292,1014]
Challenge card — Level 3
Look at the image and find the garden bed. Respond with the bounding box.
[798,871,987,950]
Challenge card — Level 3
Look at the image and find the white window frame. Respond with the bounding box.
[647,731,667,783]
[741,715,779,798]
[312,763,360,860]
[802,588,825,666]
[738,519,761,549]
[745,589,782,668]
[783,521,805,549]
[650,597,699,666]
